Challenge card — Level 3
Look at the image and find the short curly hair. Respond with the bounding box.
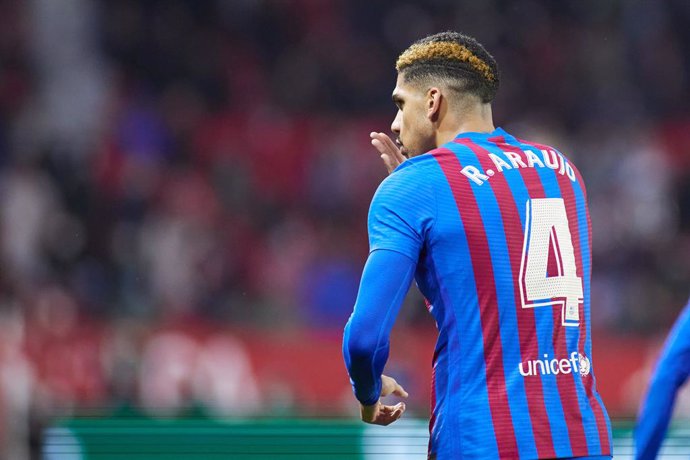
[396,31,499,103]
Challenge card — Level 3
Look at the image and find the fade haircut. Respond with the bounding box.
[396,31,499,103]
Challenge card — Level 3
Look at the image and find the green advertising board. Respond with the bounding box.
[44,415,428,459]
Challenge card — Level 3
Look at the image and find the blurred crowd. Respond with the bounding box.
[1,0,690,456]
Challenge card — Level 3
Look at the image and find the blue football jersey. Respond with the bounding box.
[635,296,690,459]
[366,128,612,459]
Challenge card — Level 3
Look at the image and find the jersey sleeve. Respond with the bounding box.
[342,249,417,405]
[635,297,690,459]
[367,167,435,261]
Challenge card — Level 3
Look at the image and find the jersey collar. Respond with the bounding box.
[453,127,509,140]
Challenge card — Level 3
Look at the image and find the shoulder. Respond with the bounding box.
[392,151,445,174]
[514,135,588,191]
[379,154,440,189]
[386,147,469,182]
[515,136,580,169]
[370,156,439,215]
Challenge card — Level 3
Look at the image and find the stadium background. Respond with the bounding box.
[0,0,689,458]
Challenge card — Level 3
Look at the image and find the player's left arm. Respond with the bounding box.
[370,131,407,174]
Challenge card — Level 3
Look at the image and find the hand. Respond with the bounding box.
[360,374,409,426]
[370,132,407,174]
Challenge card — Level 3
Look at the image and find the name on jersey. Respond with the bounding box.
[461,149,577,186]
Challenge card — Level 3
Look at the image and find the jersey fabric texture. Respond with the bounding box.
[344,128,612,459]
[343,249,417,405]
[635,296,690,459]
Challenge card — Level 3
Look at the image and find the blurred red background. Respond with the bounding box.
[0,0,689,457]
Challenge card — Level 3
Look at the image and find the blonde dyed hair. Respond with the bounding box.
[396,41,496,83]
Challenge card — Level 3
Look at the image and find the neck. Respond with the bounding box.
[435,103,494,147]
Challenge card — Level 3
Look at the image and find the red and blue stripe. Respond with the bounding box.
[424,131,611,458]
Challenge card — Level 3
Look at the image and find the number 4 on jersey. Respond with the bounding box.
[519,198,582,327]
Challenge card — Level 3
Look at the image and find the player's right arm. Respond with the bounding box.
[342,160,434,425]
[635,297,690,459]
[343,248,413,425]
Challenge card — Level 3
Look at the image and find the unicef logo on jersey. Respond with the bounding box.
[518,352,591,377]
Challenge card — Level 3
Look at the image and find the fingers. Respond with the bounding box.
[370,132,406,162]
[379,153,398,174]
[370,132,393,153]
[392,384,409,398]
[372,402,406,426]
[359,376,409,426]
[370,132,406,174]
[370,133,390,154]
[370,134,398,174]
[379,375,394,397]
[372,132,404,157]
[380,374,408,398]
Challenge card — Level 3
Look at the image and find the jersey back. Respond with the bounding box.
[367,128,612,459]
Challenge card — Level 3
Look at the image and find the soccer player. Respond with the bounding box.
[342,31,613,459]
[635,296,690,459]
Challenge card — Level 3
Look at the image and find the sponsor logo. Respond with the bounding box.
[518,352,590,377]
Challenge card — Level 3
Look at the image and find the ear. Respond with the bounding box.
[426,87,442,122]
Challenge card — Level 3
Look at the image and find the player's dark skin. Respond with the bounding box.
[362,72,494,426]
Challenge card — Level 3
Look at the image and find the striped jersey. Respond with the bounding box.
[367,127,612,459]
